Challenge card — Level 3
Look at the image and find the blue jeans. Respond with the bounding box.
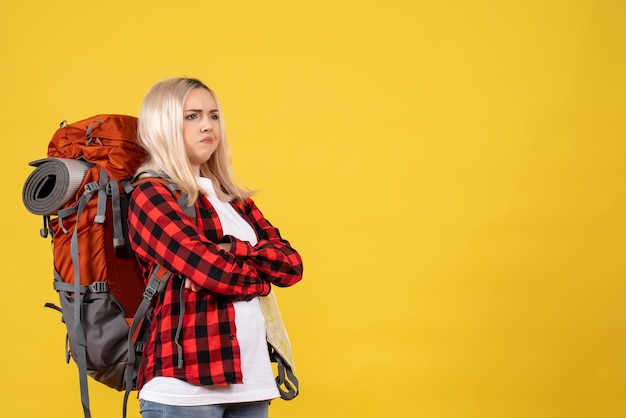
[139,400,270,418]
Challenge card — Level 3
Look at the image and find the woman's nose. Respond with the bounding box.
[201,116,213,132]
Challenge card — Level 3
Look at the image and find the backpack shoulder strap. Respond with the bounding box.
[123,265,172,418]
[132,171,196,220]
[121,173,196,418]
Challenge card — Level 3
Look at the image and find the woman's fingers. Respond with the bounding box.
[184,278,199,292]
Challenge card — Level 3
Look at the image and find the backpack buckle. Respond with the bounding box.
[90,282,108,293]
[84,182,99,194]
[143,284,158,299]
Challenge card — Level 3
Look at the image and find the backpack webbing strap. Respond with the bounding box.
[85,119,104,145]
[57,202,79,234]
[70,181,100,418]
[174,278,186,369]
[109,178,126,249]
[92,169,129,253]
[121,178,134,194]
[122,265,172,418]
[53,280,88,293]
[134,170,196,219]
[94,169,108,224]
[43,300,72,364]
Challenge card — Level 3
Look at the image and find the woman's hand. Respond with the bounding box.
[217,243,232,252]
[184,278,200,292]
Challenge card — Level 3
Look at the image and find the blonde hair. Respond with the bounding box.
[136,78,253,204]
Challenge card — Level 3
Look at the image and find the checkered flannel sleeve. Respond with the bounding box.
[128,181,270,300]
[222,198,303,287]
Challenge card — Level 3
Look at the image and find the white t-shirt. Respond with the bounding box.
[138,177,279,405]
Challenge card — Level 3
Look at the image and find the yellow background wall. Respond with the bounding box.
[1,1,625,417]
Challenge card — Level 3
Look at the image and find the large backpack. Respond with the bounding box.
[21,115,164,418]
[22,114,299,418]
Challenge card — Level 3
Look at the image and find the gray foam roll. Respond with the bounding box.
[22,158,90,215]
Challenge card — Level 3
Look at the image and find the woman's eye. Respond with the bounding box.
[210,114,220,120]
[185,113,198,120]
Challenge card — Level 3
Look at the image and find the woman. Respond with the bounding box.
[127,77,303,418]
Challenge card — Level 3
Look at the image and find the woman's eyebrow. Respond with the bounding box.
[183,108,219,113]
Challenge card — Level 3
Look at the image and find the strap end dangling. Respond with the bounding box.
[40,215,50,238]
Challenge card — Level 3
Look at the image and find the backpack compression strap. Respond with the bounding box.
[61,180,101,418]
[94,168,130,252]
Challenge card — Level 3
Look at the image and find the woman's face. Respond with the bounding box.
[182,88,221,175]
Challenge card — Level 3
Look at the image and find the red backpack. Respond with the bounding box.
[22,115,164,418]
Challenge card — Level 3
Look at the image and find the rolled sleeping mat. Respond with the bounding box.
[22,158,91,216]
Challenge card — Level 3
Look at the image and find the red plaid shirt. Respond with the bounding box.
[128,180,303,389]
